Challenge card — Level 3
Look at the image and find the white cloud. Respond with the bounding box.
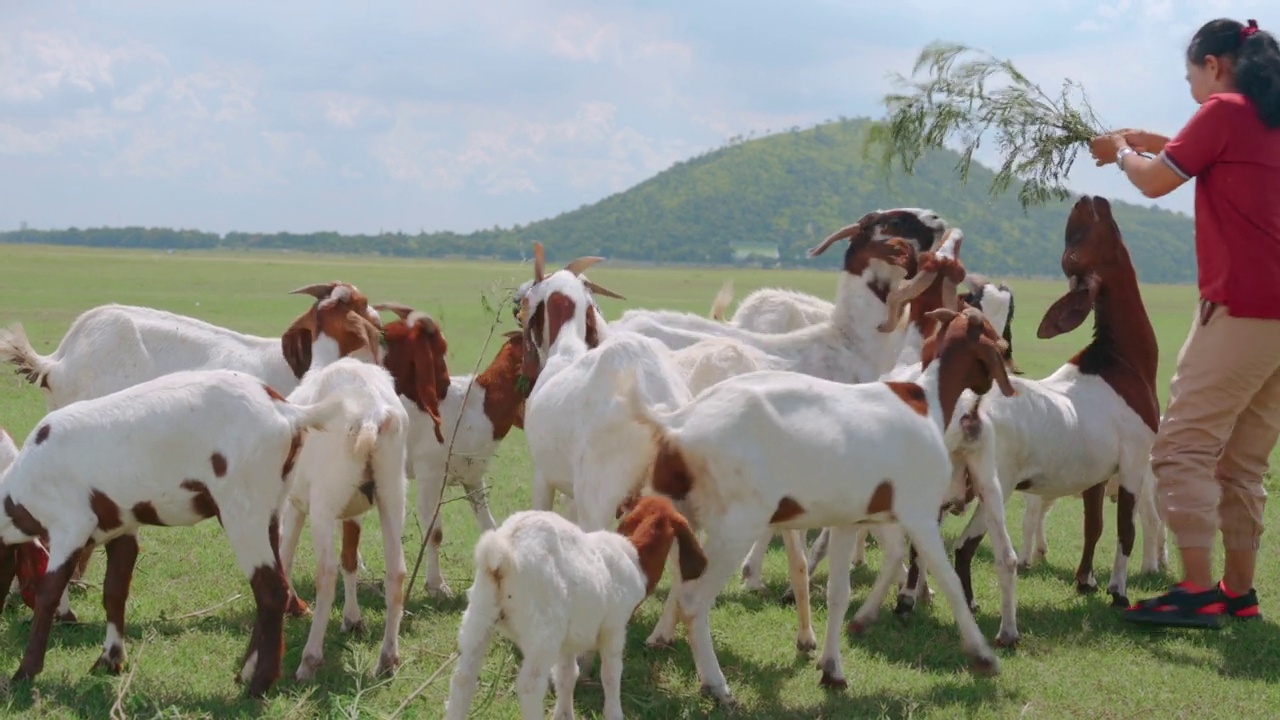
[2,0,1275,236]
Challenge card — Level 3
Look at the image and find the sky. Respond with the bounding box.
[0,0,1270,236]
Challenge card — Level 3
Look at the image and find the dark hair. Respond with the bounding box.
[1187,19,1280,128]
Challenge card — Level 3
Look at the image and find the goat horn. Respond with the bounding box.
[288,282,338,300]
[564,256,604,276]
[373,302,416,320]
[533,242,546,283]
[583,279,626,300]
[877,269,938,333]
[807,221,861,258]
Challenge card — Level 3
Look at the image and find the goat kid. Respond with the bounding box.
[277,356,410,682]
[615,306,1019,703]
[444,496,706,720]
[0,369,344,696]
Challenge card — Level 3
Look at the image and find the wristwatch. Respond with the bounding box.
[1117,146,1135,171]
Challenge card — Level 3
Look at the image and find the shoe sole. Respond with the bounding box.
[1122,612,1226,629]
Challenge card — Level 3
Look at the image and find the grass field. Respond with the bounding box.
[1,242,1278,719]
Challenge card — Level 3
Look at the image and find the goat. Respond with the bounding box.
[444,495,707,720]
[708,281,834,334]
[615,306,1019,703]
[277,356,410,682]
[0,368,343,696]
[609,209,949,358]
[0,282,382,597]
[0,428,47,613]
[377,303,530,597]
[937,195,1167,618]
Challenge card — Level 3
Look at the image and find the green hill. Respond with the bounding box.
[0,118,1196,283]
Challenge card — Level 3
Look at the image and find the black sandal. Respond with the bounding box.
[1123,582,1227,629]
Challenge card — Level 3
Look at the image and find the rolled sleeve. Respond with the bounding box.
[1162,96,1232,178]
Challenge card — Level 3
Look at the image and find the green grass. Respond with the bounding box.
[1,243,1278,719]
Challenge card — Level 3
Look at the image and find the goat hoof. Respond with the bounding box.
[55,610,78,624]
[375,651,401,677]
[285,593,311,619]
[796,634,817,654]
[1075,581,1098,595]
[817,658,847,690]
[846,619,869,636]
[699,683,735,706]
[426,583,454,599]
[341,618,367,635]
[295,655,323,683]
[11,667,35,684]
[969,654,1000,677]
[779,587,796,605]
[91,648,125,675]
[645,635,675,650]
[994,631,1020,649]
[1109,592,1130,608]
[892,596,915,617]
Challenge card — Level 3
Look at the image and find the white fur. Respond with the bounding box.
[444,509,677,720]
[613,321,1019,702]
[710,283,834,334]
[278,357,410,682]
[0,369,344,691]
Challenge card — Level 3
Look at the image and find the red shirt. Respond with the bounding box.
[1161,92,1280,319]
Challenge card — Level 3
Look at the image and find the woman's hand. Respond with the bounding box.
[1121,129,1169,154]
[1089,133,1130,166]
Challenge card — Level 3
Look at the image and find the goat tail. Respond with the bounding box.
[351,420,379,461]
[444,528,509,720]
[0,323,53,389]
[277,393,347,436]
[708,279,734,321]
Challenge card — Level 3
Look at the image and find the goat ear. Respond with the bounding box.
[412,325,448,443]
[520,302,544,386]
[1037,286,1093,338]
[980,340,1018,397]
[673,517,707,581]
[347,311,382,364]
[281,310,316,379]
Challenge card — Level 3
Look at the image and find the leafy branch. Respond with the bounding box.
[863,40,1108,208]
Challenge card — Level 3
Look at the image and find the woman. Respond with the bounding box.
[1090,18,1280,628]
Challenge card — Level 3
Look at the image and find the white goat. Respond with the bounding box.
[708,281,834,334]
[444,496,706,720]
[937,195,1167,618]
[0,368,343,696]
[0,282,382,595]
[375,303,529,597]
[277,356,410,682]
[615,306,1021,704]
[0,428,15,469]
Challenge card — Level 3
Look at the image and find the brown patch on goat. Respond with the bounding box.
[244,563,288,697]
[1040,196,1160,432]
[769,496,806,524]
[263,384,287,402]
[866,481,895,515]
[282,433,303,480]
[210,453,228,478]
[584,305,602,349]
[885,382,928,417]
[34,424,50,445]
[617,495,707,594]
[544,292,578,349]
[381,311,451,443]
[89,490,123,532]
[927,307,1017,429]
[907,252,968,338]
[4,497,47,539]
[93,534,139,675]
[340,520,361,574]
[181,480,221,524]
[132,502,167,526]
[476,331,529,439]
[280,281,381,379]
[651,438,694,501]
[807,210,946,275]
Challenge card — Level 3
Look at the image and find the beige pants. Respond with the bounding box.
[1153,301,1280,551]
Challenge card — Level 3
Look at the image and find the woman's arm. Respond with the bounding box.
[1091,134,1188,198]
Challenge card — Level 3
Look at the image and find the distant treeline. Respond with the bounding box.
[1,118,1199,284]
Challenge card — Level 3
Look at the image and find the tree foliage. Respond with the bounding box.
[0,118,1196,283]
